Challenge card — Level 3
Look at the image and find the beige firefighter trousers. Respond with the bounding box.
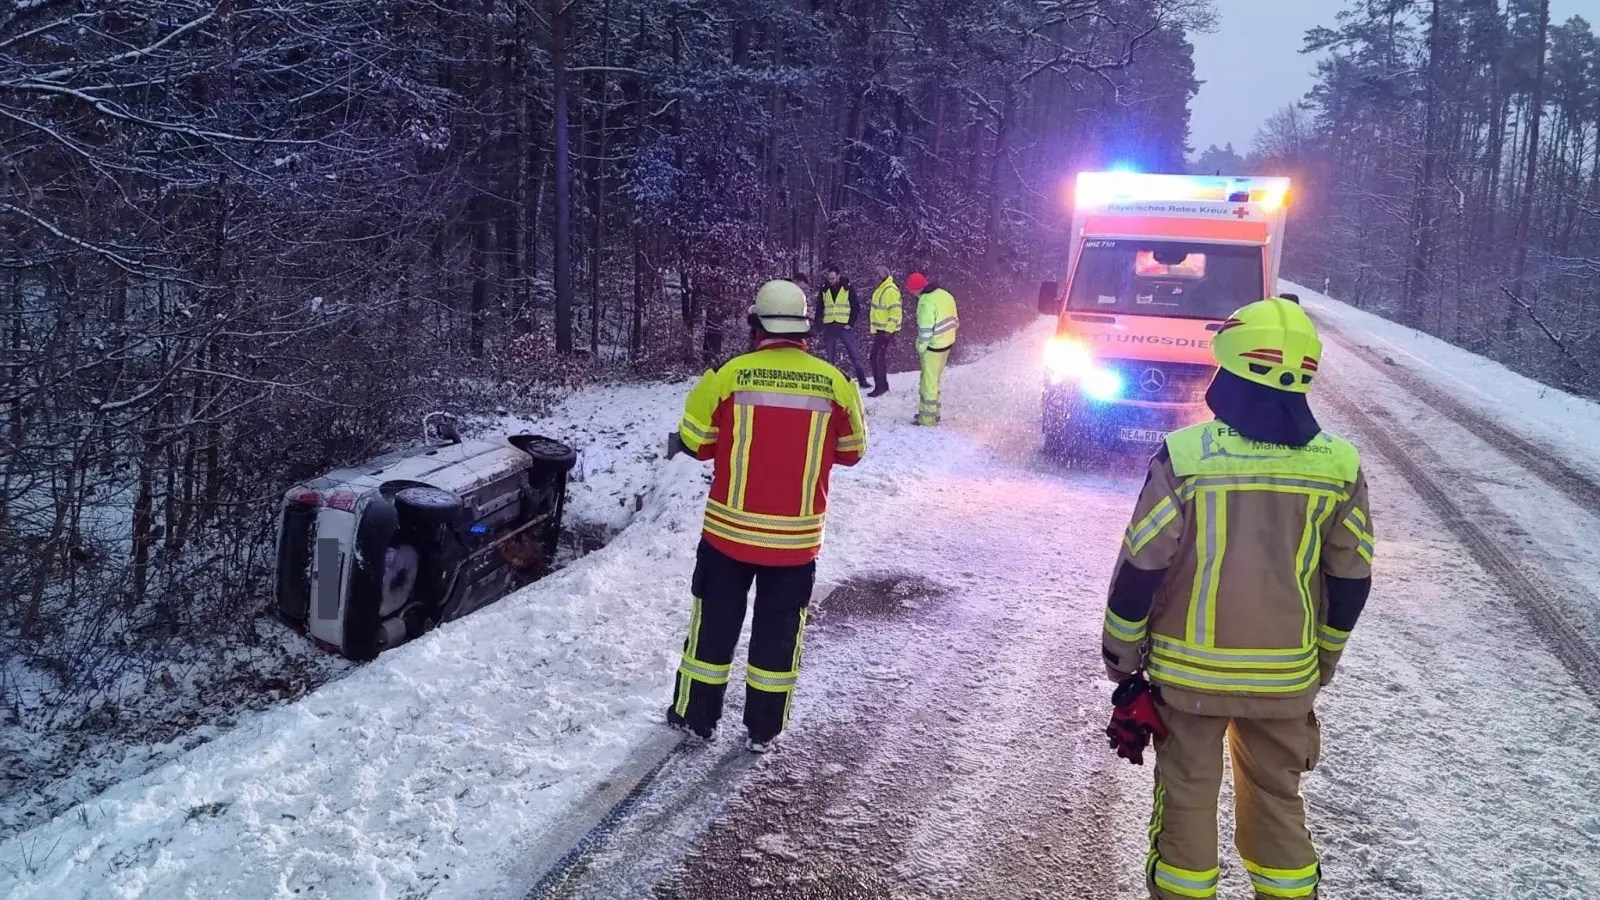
[1147,708,1323,900]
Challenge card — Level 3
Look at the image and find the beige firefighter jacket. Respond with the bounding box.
[1102,421,1374,719]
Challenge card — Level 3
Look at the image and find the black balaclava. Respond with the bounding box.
[1204,367,1323,447]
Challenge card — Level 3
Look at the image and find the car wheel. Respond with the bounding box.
[394,486,464,526]
[1042,413,1078,457]
[380,544,419,617]
[510,435,578,473]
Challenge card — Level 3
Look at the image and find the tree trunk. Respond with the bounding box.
[1403,0,1444,328]
[552,0,575,353]
[504,0,529,343]
[590,0,612,358]
[632,220,646,357]
[130,426,160,606]
[470,196,491,357]
[1505,0,1549,336]
[469,0,497,359]
[983,86,1017,273]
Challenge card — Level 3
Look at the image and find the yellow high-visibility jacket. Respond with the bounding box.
[915,288,958,353]
[820,286,854,326]
[869,277,902,334]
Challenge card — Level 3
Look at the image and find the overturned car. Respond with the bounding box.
[274,426,577,660]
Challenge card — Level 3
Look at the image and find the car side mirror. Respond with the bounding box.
[1037,281,1060,317]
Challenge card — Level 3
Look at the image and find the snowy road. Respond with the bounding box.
[533,464,1151,900]
[526,290,1600,900]
[5,288,1600,899]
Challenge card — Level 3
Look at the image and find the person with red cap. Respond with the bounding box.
[907,272,958,426]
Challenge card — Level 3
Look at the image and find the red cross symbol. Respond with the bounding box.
[1231,206,1251,219]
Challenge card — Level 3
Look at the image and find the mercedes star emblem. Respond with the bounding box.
[1140,368,1167,393]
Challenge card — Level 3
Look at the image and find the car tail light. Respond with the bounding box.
[290,489,359,511]
[325,490,359,511]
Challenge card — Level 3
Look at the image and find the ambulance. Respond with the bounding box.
[1036,171,1290,454]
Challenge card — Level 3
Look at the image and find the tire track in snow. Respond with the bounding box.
[1319,317,1600,517]
[653,603,1125,900]
[1320,381,1600,701]
[651,475,1141,900]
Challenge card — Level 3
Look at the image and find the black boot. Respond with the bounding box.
[666,708,714,741]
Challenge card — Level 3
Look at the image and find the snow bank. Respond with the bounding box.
[1292,280,1600,642]
[1286,280,1600,481]
[491,377,698,537]
[0,320,1058,898]
[0,379,708,898]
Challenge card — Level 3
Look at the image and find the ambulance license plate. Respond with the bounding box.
[1118,427,1166,444]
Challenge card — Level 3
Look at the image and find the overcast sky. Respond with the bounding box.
[1188,0,1598,157]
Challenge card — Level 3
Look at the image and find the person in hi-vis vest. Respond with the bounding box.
[907,272,958,426]
[816,266,870,388]
[1102,298,1374,900]
[866,265,902,397]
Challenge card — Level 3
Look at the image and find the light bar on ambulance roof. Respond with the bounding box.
[1073,172,1289,211]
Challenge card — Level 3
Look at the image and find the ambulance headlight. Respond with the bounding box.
[1083,368,1125,402]
[1045,337,1095,382]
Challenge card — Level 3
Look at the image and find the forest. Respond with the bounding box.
[1241,0,1599,393]
[1,0,1204,737]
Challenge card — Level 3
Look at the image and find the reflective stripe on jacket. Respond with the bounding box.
[870,278,902,334]
[1103,421,1372,717]
[915,288,958,353]
[820,286,853,326]
[677,341,867,566]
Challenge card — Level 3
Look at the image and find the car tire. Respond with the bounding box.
[380,544,419,617]
[1042,411,1078,457]
[510,435,578,474]
[394,486,464,526]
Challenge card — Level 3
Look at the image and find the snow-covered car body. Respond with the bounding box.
[274,434,576,659]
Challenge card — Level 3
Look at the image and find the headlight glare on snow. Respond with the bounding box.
[1046,337,1124,401]
[1082,368,1125,402]
[1045,337,1095,382]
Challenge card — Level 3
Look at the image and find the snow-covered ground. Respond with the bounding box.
[1297,283,1600,483]
[3,290,1599,899]
[0,382,682,849]
[0,621,352,842]
[1291,281,1600,646]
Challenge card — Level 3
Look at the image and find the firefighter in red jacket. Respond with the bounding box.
[666,279,868,752]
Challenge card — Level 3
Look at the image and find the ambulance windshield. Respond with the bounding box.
[1066,240,1264,320]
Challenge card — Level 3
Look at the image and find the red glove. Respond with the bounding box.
[1106,673,1167,766]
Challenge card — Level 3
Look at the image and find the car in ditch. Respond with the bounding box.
[274,424,577,660]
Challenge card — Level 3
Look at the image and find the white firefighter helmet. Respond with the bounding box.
[750,279,811,335]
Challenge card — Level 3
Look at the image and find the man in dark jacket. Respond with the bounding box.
[817,267,870,387]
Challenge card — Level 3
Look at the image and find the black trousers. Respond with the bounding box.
[870,332,894,392]
[821,323,869,383]
[670,540,815,742]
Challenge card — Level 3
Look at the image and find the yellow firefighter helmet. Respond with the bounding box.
[1212,297,1322,394]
